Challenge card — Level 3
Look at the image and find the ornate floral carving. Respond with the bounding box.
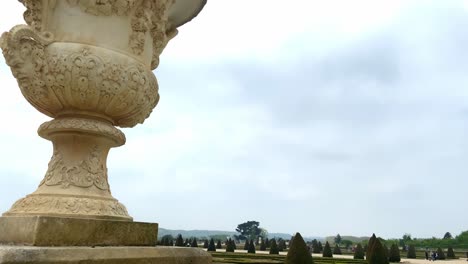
[129,0,176,69]
[7,195,130,219]
[19,0,43,31]
[39,118,126,144]
[65,0,137,16]
[39,146,109,190]
[1,27,159,127]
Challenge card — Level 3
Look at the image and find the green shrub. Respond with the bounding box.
[243,240,249,250]
[248,240,256,254]
[447,247,456,259]
[285,233,314,264]
[367,234,377,258]
[270,239,280,254]
[354,243,365,259]
[318,241,323,252]
[312,239,320,253]
[203,239,209,249]
[323,241,333,258]
[207,238,216,252]
[175,234,184,247]
[190,238,198,248]
[388,244,401,263]
[437,247,446,260]
[260,239,267,251]
[367,235,389,264]
[333,244,342,255]
[406,245,416,259]
[216,240,222,249]
[226,238,235,253]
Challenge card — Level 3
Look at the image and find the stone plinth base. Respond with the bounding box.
[0,246,212,264]
[0,216,157,247]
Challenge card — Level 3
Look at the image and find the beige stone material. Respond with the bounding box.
[0,216,158,247]
[0,246,211,264]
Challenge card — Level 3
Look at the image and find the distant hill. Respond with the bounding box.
[158,228,292,240]
[325,235,370,244]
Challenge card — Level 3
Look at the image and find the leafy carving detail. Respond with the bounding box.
[1,27,159,127]
[66,0,138,16]
[39,146,110,190]
[8,195,130,218]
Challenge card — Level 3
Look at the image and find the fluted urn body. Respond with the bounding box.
[0,0,206,221]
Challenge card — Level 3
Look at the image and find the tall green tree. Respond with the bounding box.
[285,233,314,264]
[335,234,342,245]
[354,243,365,259]
[248,239,256,254]
[203,239,209,249]
[388,244,401,263]
[236,221,262,241]
[175,234,184,247]
[270,239,279,255]
[367,236,389,264]
[207,238,216,252]
[323,241,333,258]
[406,245,416,259]
[216,240,222,249]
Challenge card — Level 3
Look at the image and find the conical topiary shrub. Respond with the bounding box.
[323,241,333,258]
[244,240,249,250]
[175,234,184,247]
[388,244,401,263]
[354,243,365,259]
[203,239,209,249]
[285,233,314,264]
[367,234,377,258]
[226,238,235,253]
[260,239,267,251]
[270,239,280,255]
[406,245,416,259]
[190,238,198,248]
[216,240,222,249]
[333,244,342,255]
[248,239,256,254]
[437,247,446,260]
[447,247,456,259]
[207,238,216,252]
[367,236,389,264]
[312,239,320,253]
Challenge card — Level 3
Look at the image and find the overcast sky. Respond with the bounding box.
[1,0,468,239]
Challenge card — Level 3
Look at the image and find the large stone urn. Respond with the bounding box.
[0,0,210,263]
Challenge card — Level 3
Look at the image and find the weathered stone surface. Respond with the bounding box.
[0,246,212,264]
[0,216,157,247]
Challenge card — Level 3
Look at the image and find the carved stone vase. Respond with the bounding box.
[0,0,207,249]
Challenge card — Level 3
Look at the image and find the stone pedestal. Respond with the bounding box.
[0,246,211,264]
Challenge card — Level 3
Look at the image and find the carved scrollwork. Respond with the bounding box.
[7,195,130,219]
[1,31,159,127]
[39,145,110,190]
[65,0,138,16]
